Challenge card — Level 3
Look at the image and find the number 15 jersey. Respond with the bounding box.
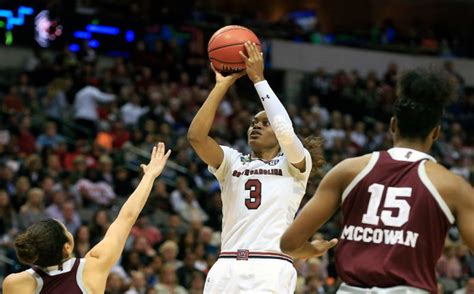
[336,147,454,293]
[209,146,312,253]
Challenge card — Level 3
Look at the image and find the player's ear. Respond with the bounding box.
[389,117,397,134]
[431,125,441,141]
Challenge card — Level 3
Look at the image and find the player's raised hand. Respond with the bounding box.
[211,63,245,86]
[239,41,265,83]
[304,238,338,259]
[140,142,171,178]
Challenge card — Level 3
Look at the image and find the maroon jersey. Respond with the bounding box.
[27,258,86,294]
[335,148,454,293]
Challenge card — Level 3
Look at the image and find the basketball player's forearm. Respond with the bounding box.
[254,80,305,163]
[282,241,316,259]
[188,83,229,141]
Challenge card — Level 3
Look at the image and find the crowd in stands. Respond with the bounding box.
[0,32,472,294]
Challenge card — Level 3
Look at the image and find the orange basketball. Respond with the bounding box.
[208,25,261,74]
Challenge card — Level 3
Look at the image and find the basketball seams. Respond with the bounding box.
[208,25,254,47]
[209,57,246,65]
[208,42,261,54]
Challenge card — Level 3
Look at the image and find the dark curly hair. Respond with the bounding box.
[14,219,69,268]
[394,67,457,139]
[301,135,325,180]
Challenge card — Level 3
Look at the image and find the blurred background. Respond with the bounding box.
[0,0,472,293]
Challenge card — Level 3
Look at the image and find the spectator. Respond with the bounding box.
[45,188,66,219]
[169,177,189,213]
[131,215,162,247]
[73,81,115,138]
[454,278,474,294]
[15,115,36,156]
[72,168,116,207]
[106,272,126,294]
[42,78,70,121]
[159,240,182,270]
[89,209,111,245]
[0,190,18,240]
[188,271,205,294]
[126,270,148,294]
[18,188,47,230]
[176,189,208,224]
[36,121,65,151]
[154,263,187,294]
[176,252,201,289]
[74,225,91,258]
[121,93,149,126]
[12,176,30,209]
[59,201,82,235]
[18,154,43,186]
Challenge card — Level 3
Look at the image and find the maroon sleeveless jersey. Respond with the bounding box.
[335,148,454,293]
[27,258,86,294]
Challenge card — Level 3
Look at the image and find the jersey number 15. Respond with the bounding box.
[362,183,413,227]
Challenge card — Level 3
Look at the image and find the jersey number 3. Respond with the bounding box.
[362,183,412,227]
[245,179,262,209]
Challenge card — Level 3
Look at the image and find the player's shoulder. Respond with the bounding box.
[325,153,374,187]
[424,160,472,200]
[220,145,242,156]
[2,271,36,293]
[335,153,374,174]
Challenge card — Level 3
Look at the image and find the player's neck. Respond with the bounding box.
[393,139,431,154]
[252,148,280,161]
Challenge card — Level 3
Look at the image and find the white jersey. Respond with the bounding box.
[209,146,312,252]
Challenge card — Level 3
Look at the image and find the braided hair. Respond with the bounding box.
[14,219,70,268]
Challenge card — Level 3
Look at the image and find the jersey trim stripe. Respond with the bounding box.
[76,259,87,293]
[342,152,379,203]
[219,251,293,263]
[26,269,43,294]
[418,161,455,224]
[338,282,429,293]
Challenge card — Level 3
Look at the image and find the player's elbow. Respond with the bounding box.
[280,234,299,255]
[187,128,202,146]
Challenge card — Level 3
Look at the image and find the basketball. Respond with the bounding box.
[208,25,261,74]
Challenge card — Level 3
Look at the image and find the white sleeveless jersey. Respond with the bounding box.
[209,146,312,252]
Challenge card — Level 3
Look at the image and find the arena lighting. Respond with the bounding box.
[74,31,92,39]
[0,6,34,30]
[85,24,120,35]
[88,39,99,48]
[69,43,80,52]
[35,10,63,47]
[5,31,12,45]
[125,30,135,42]
[72,23,135,50]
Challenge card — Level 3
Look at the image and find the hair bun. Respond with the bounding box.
[14,232,39,264]
[397,67,457,106]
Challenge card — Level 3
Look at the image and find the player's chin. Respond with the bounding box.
[248,137,261,148]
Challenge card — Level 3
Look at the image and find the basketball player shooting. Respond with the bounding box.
[2,143,171,294]
[188,41,335,294]
[280,68,474,293]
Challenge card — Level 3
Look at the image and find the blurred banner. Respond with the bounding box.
[271,39,474,86]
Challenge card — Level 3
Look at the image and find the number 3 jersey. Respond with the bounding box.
[336,147,454,293]
[209,146,312,253]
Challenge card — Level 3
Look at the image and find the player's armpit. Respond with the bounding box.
[187,136,224,169]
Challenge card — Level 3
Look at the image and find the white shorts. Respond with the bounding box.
[337,283,429,294]
[204,252,296,294]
